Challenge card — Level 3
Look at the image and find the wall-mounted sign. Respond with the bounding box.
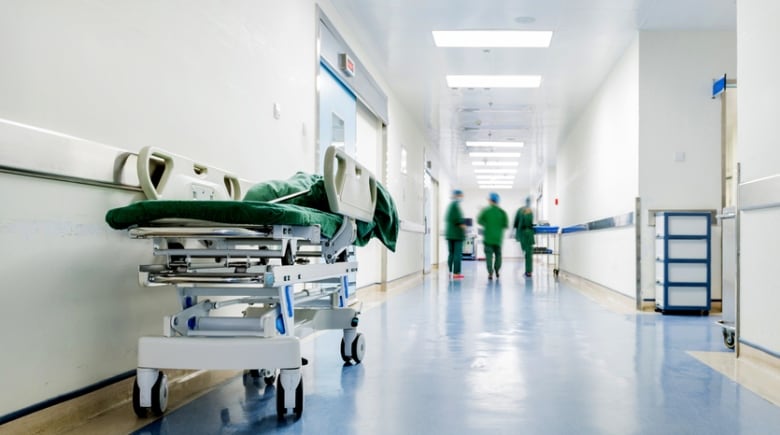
[339,53,356,77]
[712,74,726,98]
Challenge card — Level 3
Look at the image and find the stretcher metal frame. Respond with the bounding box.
[124,145,377,420]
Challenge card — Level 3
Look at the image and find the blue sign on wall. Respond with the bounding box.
[712,74,727,98]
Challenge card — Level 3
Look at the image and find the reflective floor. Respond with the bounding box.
[134,261,780,435]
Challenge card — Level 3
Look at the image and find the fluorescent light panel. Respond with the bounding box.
[479,185,513,190]
[467,141,524,148]
[432,31,553,48]
[476,176,515,180]
[447,75,541,88]
[474,169,517,174]
[470,152,522,158]
[472,161,519,167]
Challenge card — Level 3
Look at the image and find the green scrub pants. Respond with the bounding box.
[484,244,502,275]
[447,240,463,274]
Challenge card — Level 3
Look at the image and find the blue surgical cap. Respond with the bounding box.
[453,189,463,196]
[489,192,500,203]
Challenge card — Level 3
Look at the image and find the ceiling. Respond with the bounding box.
[329,0,736,192]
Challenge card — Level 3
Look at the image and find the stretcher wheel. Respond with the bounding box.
[723,329,736,349]
[276,377,303,419]
[340,333,367,364]
[340,338,351,363]
[351,333,366,364]
[132,371,168,418]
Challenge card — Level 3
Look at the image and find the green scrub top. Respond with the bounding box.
[445,200,466,240]
[477,204,509,246]
[513,206,535,248]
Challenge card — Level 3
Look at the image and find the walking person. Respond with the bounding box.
[513,196,535,277]
[477,192,509,280]
[445,189,467,280]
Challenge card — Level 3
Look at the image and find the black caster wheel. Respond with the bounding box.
[276,377,303,419]
[723,329,736,349]
[132,371,168,418]
[351,333,366,364]
[340,338,351,363]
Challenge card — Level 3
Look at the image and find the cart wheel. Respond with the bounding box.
[351,333,366,364]
[553,269,559,277]
[242,370,254,387]
[132,371,168,418]
[263,369,277,386]
[276,377,303,419]
[723,329,736,349]
[340,338,351,363]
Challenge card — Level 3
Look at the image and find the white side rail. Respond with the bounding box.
[137,146,242,200]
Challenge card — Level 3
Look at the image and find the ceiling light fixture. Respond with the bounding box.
[470,152,522,158]
[476,177,515,181]
[479,185,514,190]
[472,161,520,167]
[474,169,518,174]
[447,75,541,89]
[467,141,524,148]
[432,30,552,48]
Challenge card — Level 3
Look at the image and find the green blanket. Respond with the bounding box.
[106,172,399,251]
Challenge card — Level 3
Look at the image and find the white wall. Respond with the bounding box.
[557,38,639,227]
[737,0,780,355]
[637,31,736,301]
[355,102,383,287]
[560,228,637,298]
[556,37,639,295]
[0,0,444,416]
[385,103,428,280]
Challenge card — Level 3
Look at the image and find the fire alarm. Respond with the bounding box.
[554,197,559,206]
[339,53,356,78]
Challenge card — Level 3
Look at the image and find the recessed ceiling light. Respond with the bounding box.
[476,174,515,179]
[472,161,519,167]
[479,185,514,190]
[432,30,552,48]
[467,141,524,148]
[474,169,518,174]
[447,75,541,89]
[470,152,522,158]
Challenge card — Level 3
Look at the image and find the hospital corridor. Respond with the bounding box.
[2,0,780,434]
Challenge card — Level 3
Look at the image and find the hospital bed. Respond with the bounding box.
[106,145,397,420]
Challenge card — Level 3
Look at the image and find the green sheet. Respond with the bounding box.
[105,200,344,238]
[106,172,399,251]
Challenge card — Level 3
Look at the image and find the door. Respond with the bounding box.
[423,171,433,274]
[318,61,358,292]
[318,62,356,171]
[720,85,738,333]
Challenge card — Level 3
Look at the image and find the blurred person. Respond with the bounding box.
[513,196,535,277]
[445,189,467,279]
[477,192,509,280]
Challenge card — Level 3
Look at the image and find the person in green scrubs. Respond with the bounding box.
[445,189,467,279]
[477,192,509,280]
[513,196,535,277]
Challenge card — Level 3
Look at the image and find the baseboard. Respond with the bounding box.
[558,270,638,314]
[740,340,780,371]
[381,271,423,292]
[0,369,238,435]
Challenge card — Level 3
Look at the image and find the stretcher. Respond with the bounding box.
[106,145,397,420]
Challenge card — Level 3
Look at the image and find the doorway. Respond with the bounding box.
[318,62,356,171]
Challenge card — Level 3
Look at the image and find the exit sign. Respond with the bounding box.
[339,53,355,77]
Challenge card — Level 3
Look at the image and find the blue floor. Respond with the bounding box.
[134,261,780,435]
